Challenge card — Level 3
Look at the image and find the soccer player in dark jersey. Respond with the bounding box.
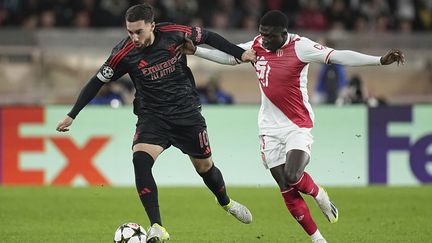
[179,10,405,243]
[55,3,255,243]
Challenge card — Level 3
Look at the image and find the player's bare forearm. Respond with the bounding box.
[380,49,405,65]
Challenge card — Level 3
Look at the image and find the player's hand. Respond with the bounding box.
[241,49,256,62]
[380,49,405,65]
[176,34,196,55]
[56,115,74,132]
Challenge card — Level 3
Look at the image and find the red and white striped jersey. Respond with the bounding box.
[239,34,334,134]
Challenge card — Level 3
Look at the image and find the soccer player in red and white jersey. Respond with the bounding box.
[180,10,405,243]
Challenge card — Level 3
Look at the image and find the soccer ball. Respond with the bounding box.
[113,222,147,243]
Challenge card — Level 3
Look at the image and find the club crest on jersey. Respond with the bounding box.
[101,65,114,79]
[276,49,283,57]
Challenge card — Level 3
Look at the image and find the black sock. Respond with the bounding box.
[199,164,230,206]
[133,151,161,225]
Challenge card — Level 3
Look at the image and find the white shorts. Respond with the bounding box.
[259,129,313,169]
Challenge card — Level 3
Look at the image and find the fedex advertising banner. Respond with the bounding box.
[368,106,432,184]
[0,106,431,186]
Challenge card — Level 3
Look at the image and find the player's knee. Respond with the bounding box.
[277,182,290,191]
[191,157,213,173]
[272,172,289,190]
[195,162,212,174]
[285,171,303,185]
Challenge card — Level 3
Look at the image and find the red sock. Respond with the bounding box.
[290,172,319,197]
[281,188,318,235]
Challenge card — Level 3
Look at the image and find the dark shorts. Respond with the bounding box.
[133,113,212,159]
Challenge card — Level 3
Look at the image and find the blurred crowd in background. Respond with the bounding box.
[1,0,432,32]
[1,0,431,107]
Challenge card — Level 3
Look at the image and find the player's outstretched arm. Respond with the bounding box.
[329,49,405,66]
[202,30,256,62]
[178,34,253,65]
[195,47,247,65]
[55,76,104,132]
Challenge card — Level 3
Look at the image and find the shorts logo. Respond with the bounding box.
[102,66,114,79]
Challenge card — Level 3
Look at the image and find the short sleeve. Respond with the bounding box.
[294,37,334,64]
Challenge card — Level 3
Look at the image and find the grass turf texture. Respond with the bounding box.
[1,186,431,242]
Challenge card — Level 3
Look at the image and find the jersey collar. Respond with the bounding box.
[258,33,291,52]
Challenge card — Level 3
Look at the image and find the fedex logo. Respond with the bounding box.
[368,106,432,184]
[0,107,110,185]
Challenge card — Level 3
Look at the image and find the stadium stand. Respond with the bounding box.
[1,0,432,105]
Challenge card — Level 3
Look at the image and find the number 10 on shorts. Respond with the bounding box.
[199,130,209,148]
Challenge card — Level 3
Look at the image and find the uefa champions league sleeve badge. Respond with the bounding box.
[102,65,114,79]
[97,65,114,82]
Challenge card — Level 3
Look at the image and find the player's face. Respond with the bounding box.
[126,20,155,48]
[259,25,287,52]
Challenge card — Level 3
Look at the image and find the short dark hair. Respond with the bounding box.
[125,3,154,23]
[259,10,288,28]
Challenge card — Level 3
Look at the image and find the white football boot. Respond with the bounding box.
[146,223,170,243]
[314,187,339,223]
[221,199,253,224]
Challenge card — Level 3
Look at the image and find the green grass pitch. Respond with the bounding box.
[1,186,431,242]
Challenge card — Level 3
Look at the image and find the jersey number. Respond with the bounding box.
[255,57,271,87]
